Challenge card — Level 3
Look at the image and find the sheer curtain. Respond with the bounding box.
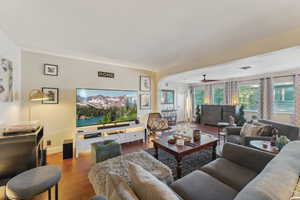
[184,87,193,122]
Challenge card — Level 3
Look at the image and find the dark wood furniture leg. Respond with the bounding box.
[176,156,183,179]
[212,143,217,160]
[154,144,158,159]
[48,187,51,200]
[55,183,58,200]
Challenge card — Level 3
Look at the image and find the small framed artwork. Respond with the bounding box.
[140,76,151,91]
[44,64,58,76]
[42,87,59,104]
[161,90,174,104]
[140,93,151,110]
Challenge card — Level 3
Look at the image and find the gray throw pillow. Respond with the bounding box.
[128,162,180,200]
[105,173,139,200]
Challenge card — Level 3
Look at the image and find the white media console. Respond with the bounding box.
[75,123,146,158]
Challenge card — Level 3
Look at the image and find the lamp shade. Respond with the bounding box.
[29,89,49,101]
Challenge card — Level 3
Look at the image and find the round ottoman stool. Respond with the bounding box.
[6,165,61,200]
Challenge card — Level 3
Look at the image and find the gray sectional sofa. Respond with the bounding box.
[91,141,300,200]
[226,119,299,146]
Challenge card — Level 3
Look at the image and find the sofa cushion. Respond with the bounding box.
[105,173,139,200]
[128,162,180,200]
[201,158,257,191]
[171,170,238,200]
[234,141,300,200]
[227,135,245,145]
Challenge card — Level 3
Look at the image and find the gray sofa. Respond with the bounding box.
[91,141,300,200]
[226,119,299,146]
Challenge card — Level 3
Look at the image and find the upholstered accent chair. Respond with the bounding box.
[146,113,171,135]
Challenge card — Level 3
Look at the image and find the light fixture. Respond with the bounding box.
[29,89,49,101]
[240,66,252,70]
[28,89,49,121]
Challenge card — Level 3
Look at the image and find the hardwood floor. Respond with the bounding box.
[3,124,219,200]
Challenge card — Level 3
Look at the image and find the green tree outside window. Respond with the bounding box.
[195,90,204,106]
[213,88,224,105]
[273,83,295,113]
[238,85,259,111]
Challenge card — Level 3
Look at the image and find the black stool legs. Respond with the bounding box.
[48,183,59,200]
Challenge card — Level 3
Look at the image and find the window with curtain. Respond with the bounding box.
[273,82,295,113]
[238,85,259,112]
[213,88,224,104]
[194,89,204,106]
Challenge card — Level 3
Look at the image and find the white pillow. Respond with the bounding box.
[240,123,264,137]
[106,173,139,200]
[128,162,180,200]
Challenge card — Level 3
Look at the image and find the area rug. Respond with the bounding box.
[146,148,213,179]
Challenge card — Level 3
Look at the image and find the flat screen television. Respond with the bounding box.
[76,88,138,127]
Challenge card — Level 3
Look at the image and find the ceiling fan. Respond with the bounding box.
[201,74,218,83]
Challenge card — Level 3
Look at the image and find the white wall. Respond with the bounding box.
[158,81,189,122]
[0,30,21,124]
[20,51,156,153]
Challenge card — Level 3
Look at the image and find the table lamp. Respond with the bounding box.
[28,89,49,120]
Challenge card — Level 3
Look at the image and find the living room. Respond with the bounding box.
[1,1,300,200]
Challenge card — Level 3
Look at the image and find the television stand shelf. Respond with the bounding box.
[75,123,146,158]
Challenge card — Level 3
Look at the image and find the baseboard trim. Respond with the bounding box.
[47,146,62,155]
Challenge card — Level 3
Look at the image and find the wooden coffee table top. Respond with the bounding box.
[152,132,218,156]
[250,140,279,154]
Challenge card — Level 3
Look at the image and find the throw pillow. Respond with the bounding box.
[290,177,300,200]
[253,122,273,136]
[149,118,169,131]
[105,173,139,200]
[128,162,180,200]
[240,123,264,137]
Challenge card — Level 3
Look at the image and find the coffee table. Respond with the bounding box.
[249,140,279,154]
[152,132,218,178]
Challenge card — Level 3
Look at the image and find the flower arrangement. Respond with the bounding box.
[275,135,290,150]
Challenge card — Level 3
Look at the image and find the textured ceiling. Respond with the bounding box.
[1,0,300,71]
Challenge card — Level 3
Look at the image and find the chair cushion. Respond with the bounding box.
[201,158,257,191]
[6,165,61,199]
[171,170,237,200]
[128,162,179,200]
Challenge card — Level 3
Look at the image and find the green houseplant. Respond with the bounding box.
[235,105,246,126]
[195,105,201,124]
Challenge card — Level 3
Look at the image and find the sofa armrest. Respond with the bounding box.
[90,195,108,200]
[244,136,271,146]
[225,127,242,136]
[222,143,275,173]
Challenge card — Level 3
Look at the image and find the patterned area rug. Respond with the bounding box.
[146,148,213,179]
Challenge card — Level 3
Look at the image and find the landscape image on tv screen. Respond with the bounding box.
[76,88,138,127]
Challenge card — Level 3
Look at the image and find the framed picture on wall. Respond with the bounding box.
[140,76,151,91]
[44,64,58,76]
[161,90,174,104]
[42,87,59,104]
[0,58,13,102]
[140,93,151,110]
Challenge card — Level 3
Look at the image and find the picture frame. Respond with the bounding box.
[0,58,13,102]
[140,76,151,91]
[140,93,151,110]
[44,64,58,76]
[42,87,59,104]
[161,90,174,104]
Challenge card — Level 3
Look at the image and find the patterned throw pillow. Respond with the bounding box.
[148,118,169,131]
[290,177,300,200]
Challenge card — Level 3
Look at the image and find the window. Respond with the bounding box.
[238,85,259,112]
[273,83,295,113]
[213,88,224,104]
[194,90,204,106]
[160,90,174,104]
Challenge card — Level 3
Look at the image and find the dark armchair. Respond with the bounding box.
[226,120,299,146]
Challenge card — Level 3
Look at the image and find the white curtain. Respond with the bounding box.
[184,88,193,122]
